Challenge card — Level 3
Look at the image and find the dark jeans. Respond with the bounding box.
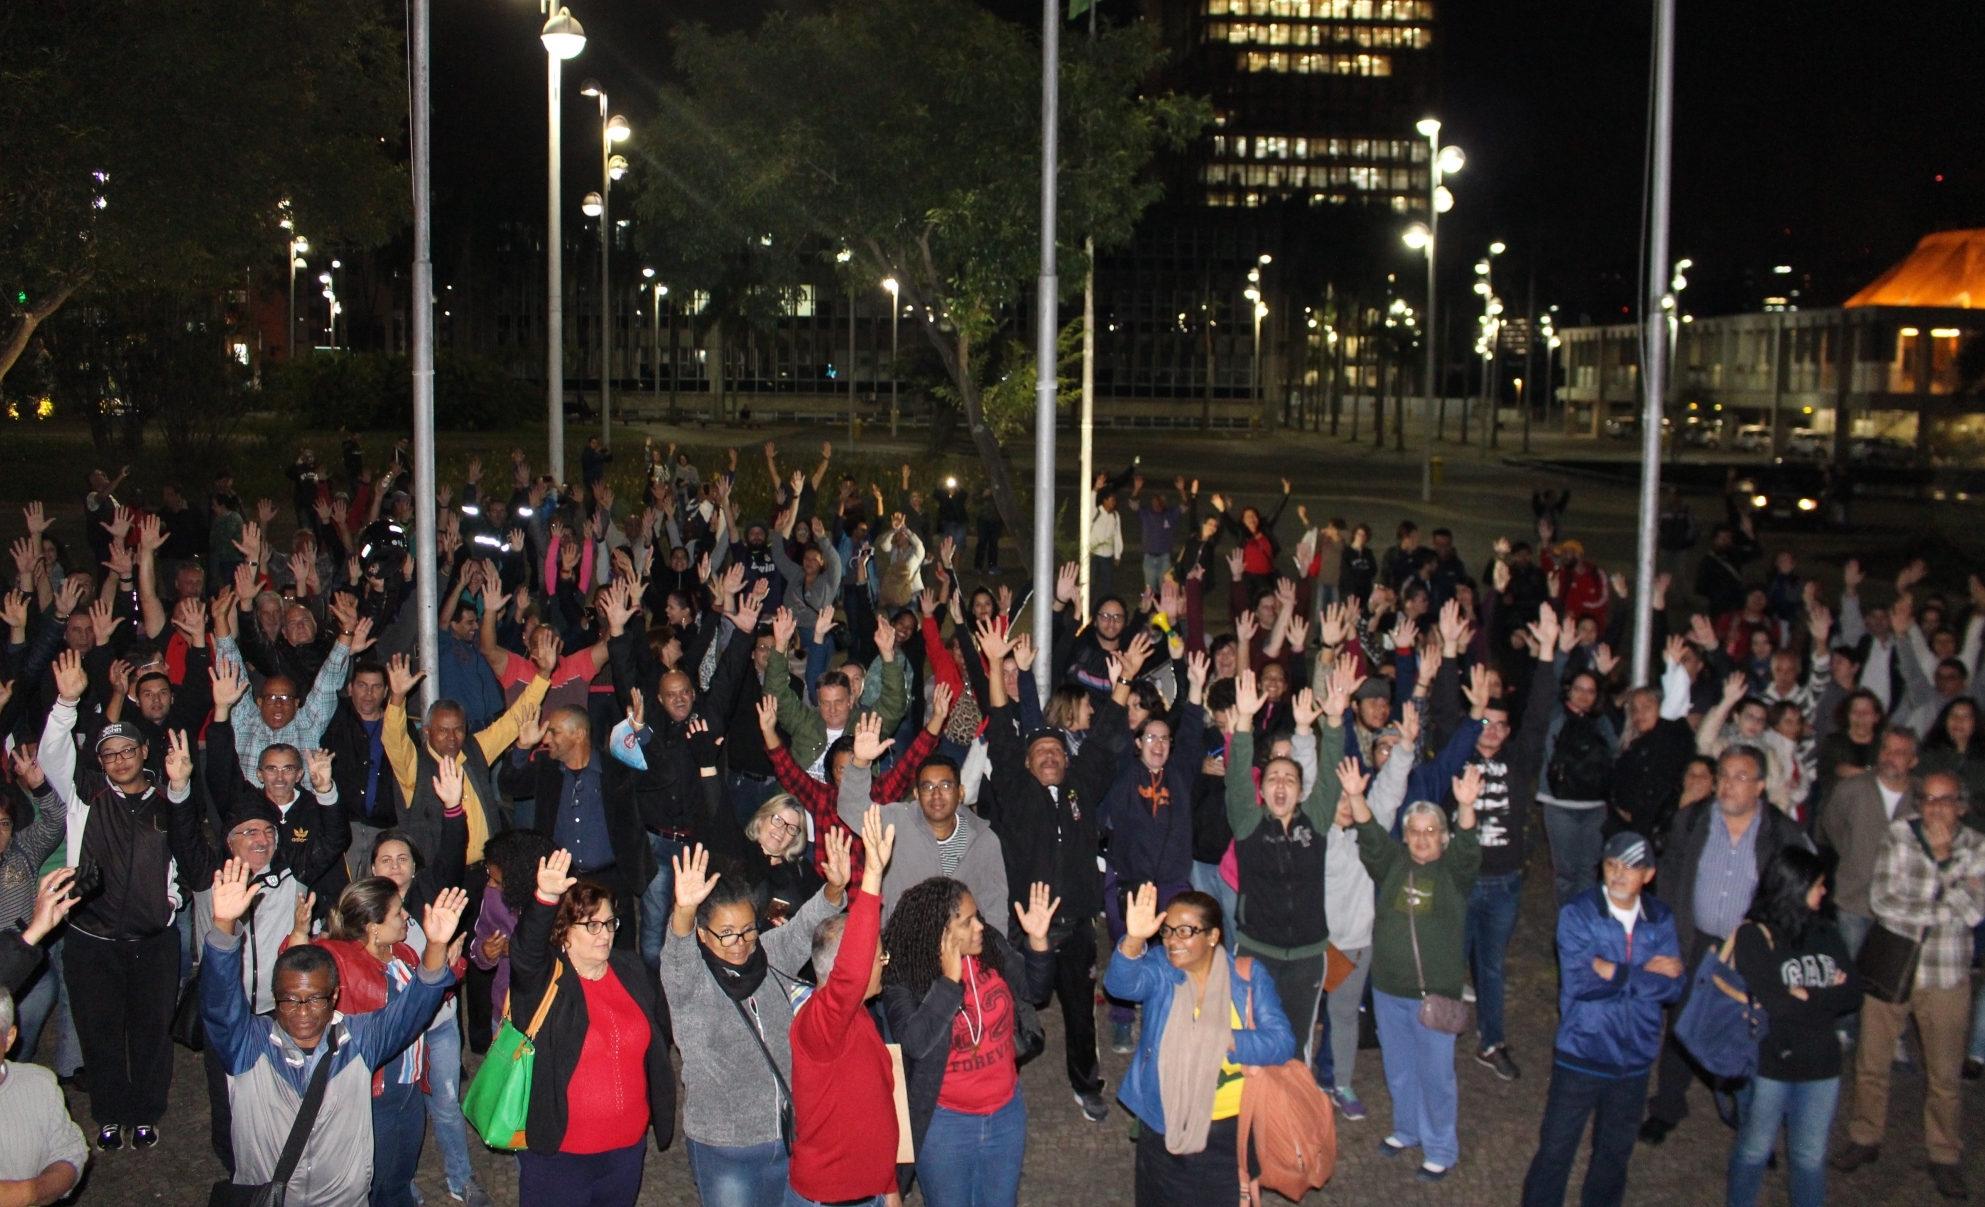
[1244,949,1325,1067]
[203,1040,235,1171]
[916,1091,1027,1207]
[974,520,1003,572]
[1648,929,1720,1127]
[370,1079,426,1207]
[1050,925,1103,1095]
[519,1141,647,1207]
[65,927,178,1126]
[1102,872,1190,1026]
[1134,1115,1254,1207]
[1464,872,1523,1052]
[729,770,784,832]
[1520,1062,1649,1207]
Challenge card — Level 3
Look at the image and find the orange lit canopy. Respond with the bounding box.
[1844,229,1985,308]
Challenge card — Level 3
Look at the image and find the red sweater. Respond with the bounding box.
[563,967,652,1153]
[788,889,898,1202]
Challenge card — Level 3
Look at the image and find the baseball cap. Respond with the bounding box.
[1352,678,1393,703]
[1601,831,1654,869]
[1023,728,1070,756]
[94,722,145,752]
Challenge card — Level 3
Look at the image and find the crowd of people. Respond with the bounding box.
[0,436,1982,1207]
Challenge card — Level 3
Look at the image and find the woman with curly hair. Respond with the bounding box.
[880,876,1059,1207]
[507,849,677,1207]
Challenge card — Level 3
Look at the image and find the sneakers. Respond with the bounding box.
[1111,1022,1134,1054]
[1931,1162,1970,1200]
[1377,1136,1410,1158]
[1417,1163,1450,1183]
[1476,1045,1520,1081]
[1637,1118,1673,1146]
[97,1125,124,1152]
[1967,1057,1984,1081]
[451,1182,495,1207]
[1830,1143,1880,1174]
[1328,1087,1367,1121]
[1075,1090,1109,1122]
[130,1125,160,1150]
[1461,982,1477,1004]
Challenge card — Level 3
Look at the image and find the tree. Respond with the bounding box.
[0,0,407,386]
[632,0,1206,565]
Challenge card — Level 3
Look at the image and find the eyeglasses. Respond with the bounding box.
[1140,733,1172,745]
[762,815,801,836]
[98,744,142,764]
[274,995,335,1010]
[1097,612,1126,623]
[262,694,298,704]
[701,924,760,948]
[260,763,302,776]
[915,780,959,794]
[1158,924,1209,941]
[1924,793,1965,806]
[573,917,623,936]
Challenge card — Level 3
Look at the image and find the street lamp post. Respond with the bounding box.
[580,81,628,447]
[1471,241,1505,445]
[643,268,665,405]
[541,6,586,485]
[1411,120,1462,501]
[883,278,900,436]
[1031,0,1059,705]
[285,233,309,361]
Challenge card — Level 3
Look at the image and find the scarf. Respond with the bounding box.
[1155,953,1232,1154]
[700,938,769,1003]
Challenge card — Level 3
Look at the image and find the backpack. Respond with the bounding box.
[1233,957,1337,1203]
[1547,714,1614,802]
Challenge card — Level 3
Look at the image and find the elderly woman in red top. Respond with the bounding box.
[788,808,899,1207]
[508,848,676,1207]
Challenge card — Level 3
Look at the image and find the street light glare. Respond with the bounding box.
[642,266,655,278]
[541,7,586,59]
[579,78,602,97]
[606,114,631,142]
[1434,185,1453,214]
[1401,223,1430,250]
[882,277,899,294]
[1258,253,1272,266]
[1489,241,1507,255]
[581,191,603,217]
[608,153,629,180]
[1416,117,1441,137]
[1437,145,1465,175]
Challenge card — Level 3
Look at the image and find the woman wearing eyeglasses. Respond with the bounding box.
[663,836,851,1207]
[740,795,823,926]
[1103,883,1294,1207]
[878,875,1058,1207]
[506,847,676,1207]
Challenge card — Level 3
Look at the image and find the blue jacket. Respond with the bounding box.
[1551,887,1685,1077]
[1103,945,1296,1134]
[1100,706,1206,889]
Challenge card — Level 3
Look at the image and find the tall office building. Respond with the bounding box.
[1093,0,1437,410]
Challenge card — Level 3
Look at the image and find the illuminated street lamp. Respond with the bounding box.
[541,4,586,483]
[883,277,900,431]
[578,81,629,445]
[1413,118,1463,499]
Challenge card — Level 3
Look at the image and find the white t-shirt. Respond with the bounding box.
[807,726,847,780]
[1607,896,1640,936]
[1878,781,1904,820]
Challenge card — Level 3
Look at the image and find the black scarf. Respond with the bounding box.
[700,938,769,1002]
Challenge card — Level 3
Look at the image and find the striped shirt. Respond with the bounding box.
[1692,807,1762,941]
[0,1061,87,1183]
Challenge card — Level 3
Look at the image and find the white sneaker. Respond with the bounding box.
[1461,983,1477,1004]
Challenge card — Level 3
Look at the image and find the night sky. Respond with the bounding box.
[428,0,1985,324]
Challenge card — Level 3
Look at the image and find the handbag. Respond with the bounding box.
[1323,944,1356,995]
[1856,921,1925,1004]
[462,961,562,1150]
[173,970,206,1052]
[1673,925,1769,1080]
[208,1029,339,1207]
[728,994,797,1155]
[1405,871,1470,1035]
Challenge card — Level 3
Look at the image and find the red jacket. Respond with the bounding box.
[788,889,898,1201]
[766,728,939,877]
[306,937,419,1096]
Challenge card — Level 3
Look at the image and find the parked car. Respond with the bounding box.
[1733,424,1771,453]
[1780,428,1826,460]
[1681,418,1723,449]
[1604,415,1638,440]
[1849,436,1913,467]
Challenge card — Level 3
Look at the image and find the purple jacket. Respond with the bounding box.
[471,884,518,1033]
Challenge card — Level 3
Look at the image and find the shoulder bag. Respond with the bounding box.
[462,960,562,1150]
[1673,924,1768,1080]
[208,1029,339,1207]
[728,994,797,1155]
[1405,870,1470,1035]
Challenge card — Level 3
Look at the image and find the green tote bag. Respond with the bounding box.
[463,961,562,1150]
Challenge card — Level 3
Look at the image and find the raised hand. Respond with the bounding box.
[1663,634,1688,667]
[432,756,464,812]
[1011,632,1037,672]
[1323,659,1361,722]
[851,711,893,766]
[1184,649,1209,698]
[103,540,134,581]
[671,844,720,910]
[22,502,51,538]
[974,617,1013,662]
[88,598,124,647]
[771,607,797,653]
[1398,699,1421,746]
[421,886,470,951]
[211,858,264,930]
[514,701,546,750]
[23,867,78,945]
[386,653,423,704]
[1452,763,1485,810]
[685,716,723,770]
[232,561,258,605]
[873,614,898,661]
[10,745,45,791]
[1119,630,1156,680]
[1808,603,1833,647]
[172,596,206,643]
[1284,614,1311,653]
[1464,663,1493,717]
[1226,547,1246,582]
[1335,757,1371,805]
[305,748,335,794]
[1232,667,1262,724]
[1013,882,1061,946]
[755,695,782,746]
[625,685,646,732]
[210,656,249,711]
[1291,686,1321,730]
[1688,613,1718,650]
[860,804,896,884]
[1235,610,1258,649]
[821,825,854,896]
[1319,601,1348,648]
[101,504,134,545]
[1528,603,1561,657]
[1123,882,1162,944]
[1592,643,1620,677]
[1055,561,1080,604]
[53,649,87,704]
[537,849,578,900]
[1721,671,1748,705]
[165,730,194,792]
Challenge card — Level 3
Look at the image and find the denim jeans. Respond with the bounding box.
[1373,989,1459,1168]
[1541,804,1606,909]
[783,1192,882,1207]
[1728,1076,1840,1207]
[1190,862,1238,955]
[1463,872,1523,1052]
[423,1018,475,1194]
[729,770,784,833]
[11,936,82,1075]
[641,832,686,973]
[1141,553,1171,593]
[370,1080,426,1207]
[685,1137,790,1207]
[916,1090,1027,1207]
[1520,1063,1648,1207]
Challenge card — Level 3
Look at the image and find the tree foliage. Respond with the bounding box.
[0,0,407,384]
[632,0,1207,563]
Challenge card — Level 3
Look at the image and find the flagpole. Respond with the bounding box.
[1031,0,1060,706]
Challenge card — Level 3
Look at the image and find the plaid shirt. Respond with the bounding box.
[218,637,352,781]
[1869,818,1985,991]
[766,726,940,877]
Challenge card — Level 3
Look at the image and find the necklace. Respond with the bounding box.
[959,957,984,1052]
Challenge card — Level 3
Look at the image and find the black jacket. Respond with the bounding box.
[1658,801,1811,952]
[321,699,408,830]
[509,896,675,1155]
[880,926,1054,1160]
[981,696,1124,926]
[1608,717,1696,847]
[206,718,352,904]
[499,747,654,905]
